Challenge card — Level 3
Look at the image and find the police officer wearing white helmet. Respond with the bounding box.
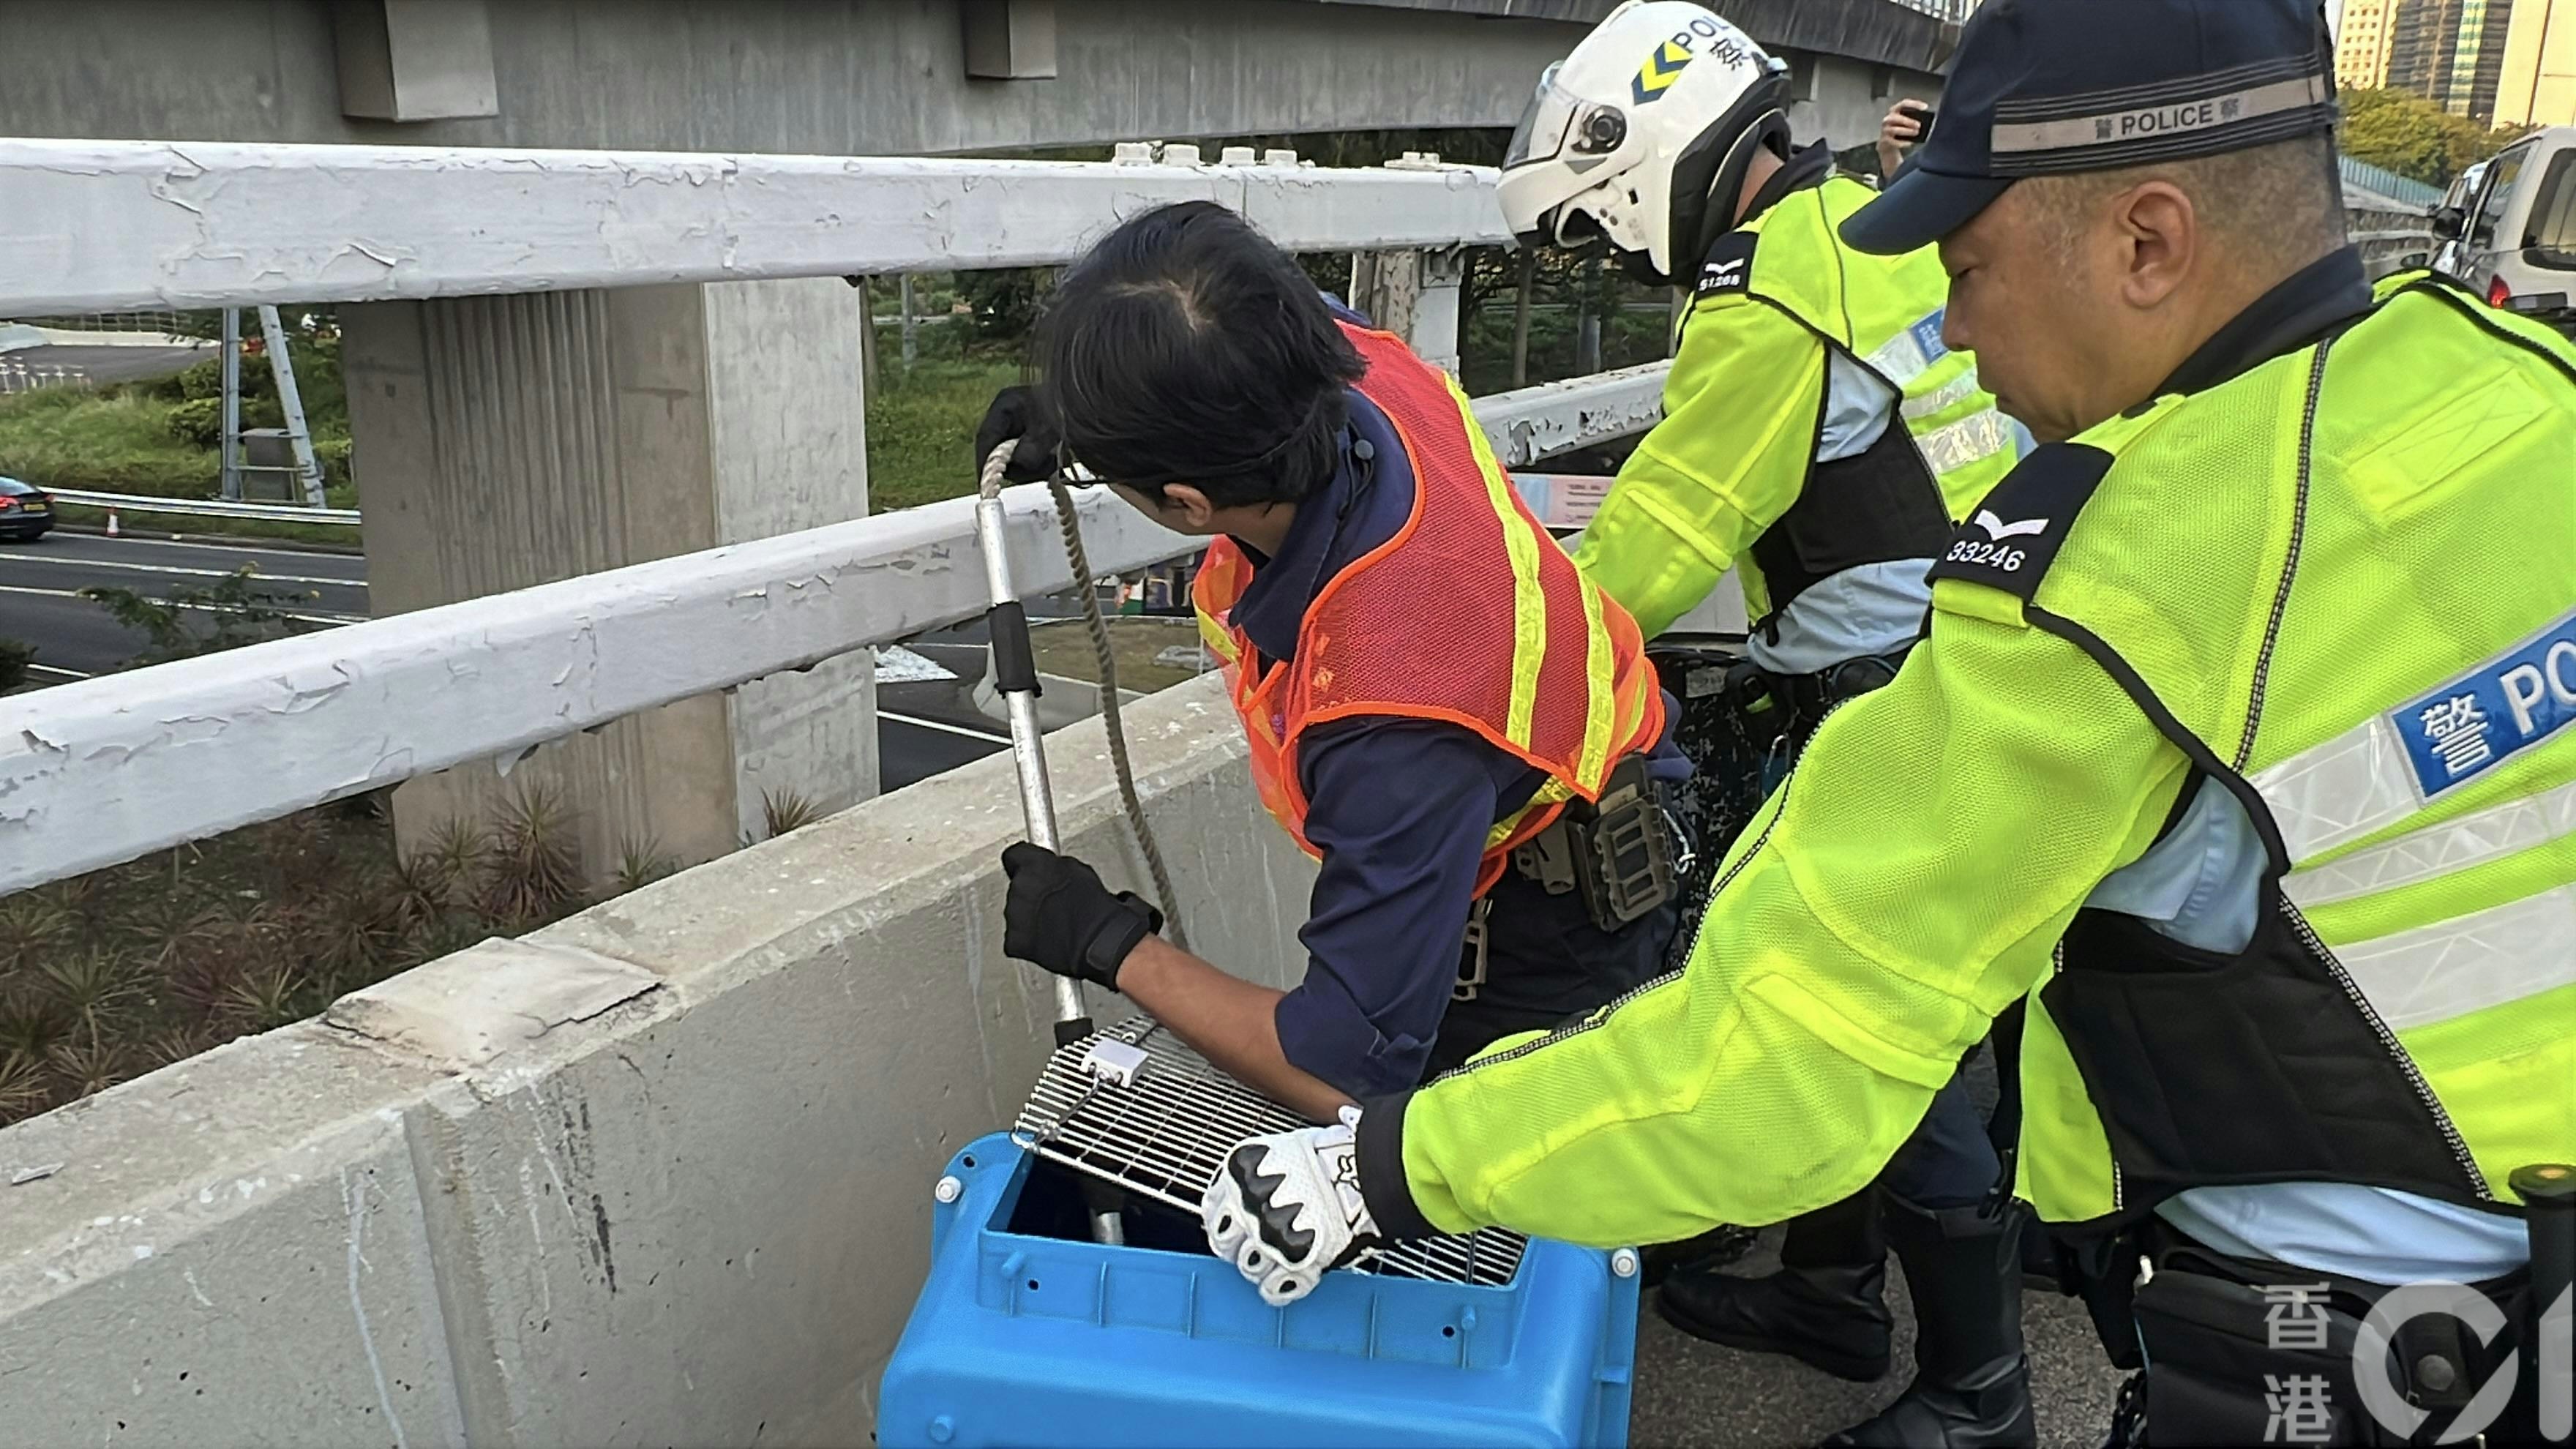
[1495,6,2033,1446]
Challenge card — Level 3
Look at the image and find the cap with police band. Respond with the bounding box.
[1841,0,2337,256]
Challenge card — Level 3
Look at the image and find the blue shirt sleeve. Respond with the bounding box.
[1272,717,1505,1097]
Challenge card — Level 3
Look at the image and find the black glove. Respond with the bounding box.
[973,385,1063,485]
[1000,842,1161,989]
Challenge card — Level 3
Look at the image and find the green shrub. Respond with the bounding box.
[0,638,31,692]
[163,394,222,447]
[956,268,1053,340]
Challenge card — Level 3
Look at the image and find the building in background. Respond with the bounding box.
[2495,0,2576,127]
[2388,0,2522,124]
[2341,0,2400,89]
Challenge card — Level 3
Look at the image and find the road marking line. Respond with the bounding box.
[879,709,1011,744]
[0,583,363,626]
[26,662,92,679]
[0,552,364,588]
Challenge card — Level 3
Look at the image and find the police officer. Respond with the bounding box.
[1201,4,2576,1446]
[1498,7,2032,1441]
[980,200,1685,1125]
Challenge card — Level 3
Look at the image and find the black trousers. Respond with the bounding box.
[1419,838,1688,1082]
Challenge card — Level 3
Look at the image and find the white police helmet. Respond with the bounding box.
[1497,0,1793,286]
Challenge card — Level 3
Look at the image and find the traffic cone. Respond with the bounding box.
[105,508,119,538]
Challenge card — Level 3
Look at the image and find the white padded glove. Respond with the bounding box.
[1201,1105,1381,1306]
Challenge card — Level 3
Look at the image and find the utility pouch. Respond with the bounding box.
[1562,755,1674,932]
[1512,757,1674,932]
[2127,1233,2520,1448]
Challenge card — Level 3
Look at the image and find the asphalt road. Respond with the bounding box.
[0,528,1013,790]
[0,530,368,678]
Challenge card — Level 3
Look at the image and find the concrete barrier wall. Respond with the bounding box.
[0,673,1314,1447]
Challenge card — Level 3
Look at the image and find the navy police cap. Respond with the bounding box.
[1842,0,2337,255]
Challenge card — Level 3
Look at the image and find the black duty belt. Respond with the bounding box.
[1733,647,1912,732]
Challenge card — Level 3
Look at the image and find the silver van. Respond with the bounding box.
[2434,125,2576,327]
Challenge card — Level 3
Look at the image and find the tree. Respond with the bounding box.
[2340,89,2517,187]
[79,569,323,667]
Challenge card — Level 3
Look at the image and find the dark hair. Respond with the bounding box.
[1037,201,1366,509]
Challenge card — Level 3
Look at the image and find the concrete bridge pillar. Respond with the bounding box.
[341,278,877,883]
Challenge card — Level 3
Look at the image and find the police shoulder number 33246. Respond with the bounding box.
[1944,537,2029,573]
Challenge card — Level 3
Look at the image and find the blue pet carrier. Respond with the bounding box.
[877,1024,1641,1448]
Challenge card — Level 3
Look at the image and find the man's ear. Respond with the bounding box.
[1160,483,1220,532]
[2112,180,2198,311]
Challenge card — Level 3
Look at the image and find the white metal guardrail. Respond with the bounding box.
[44,489,362,525]
[0,140,1505,314]
[0,139,1674,893]
[0,371,1663,894]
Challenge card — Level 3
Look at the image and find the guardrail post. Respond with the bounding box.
[1357,155,1469,373]
[340,279,880,884]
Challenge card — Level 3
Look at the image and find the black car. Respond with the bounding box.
[0,475,53,540]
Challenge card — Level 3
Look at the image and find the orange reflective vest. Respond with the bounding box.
[1193,321,1667,896]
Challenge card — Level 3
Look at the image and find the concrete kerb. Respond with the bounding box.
[0,671,1306,1445]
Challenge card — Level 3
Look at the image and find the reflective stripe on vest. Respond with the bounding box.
[2250,604,2576,1032]
[1191,321,1665,892]
[1992,279,2576,1224]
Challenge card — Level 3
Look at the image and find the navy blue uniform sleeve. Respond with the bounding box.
[1273,718,1502,1097]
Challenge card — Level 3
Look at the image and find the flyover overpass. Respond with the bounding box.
[1,0,1957,155]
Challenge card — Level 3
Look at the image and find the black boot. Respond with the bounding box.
[1825,1199,2035,1448]
[1637,1224,1760,1287]
[1654,1191,1892,1383]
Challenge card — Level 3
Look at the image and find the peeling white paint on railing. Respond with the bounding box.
[1475,361,1670,468]
[0,483,1186,894]
[0,368,1667,894]
[0,140,1505,314]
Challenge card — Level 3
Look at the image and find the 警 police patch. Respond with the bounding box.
[2390,607,2576,797]
[1693,231,1758,299]
[1925,442,2113,602]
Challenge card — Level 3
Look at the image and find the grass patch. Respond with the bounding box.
[0,383,360,547]
[866,344,1022,513]
[0,388,218,494]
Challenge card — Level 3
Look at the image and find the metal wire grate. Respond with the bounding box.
[1012,1016,1528,1287]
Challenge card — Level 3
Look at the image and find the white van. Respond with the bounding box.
[2434,125,2576,327]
